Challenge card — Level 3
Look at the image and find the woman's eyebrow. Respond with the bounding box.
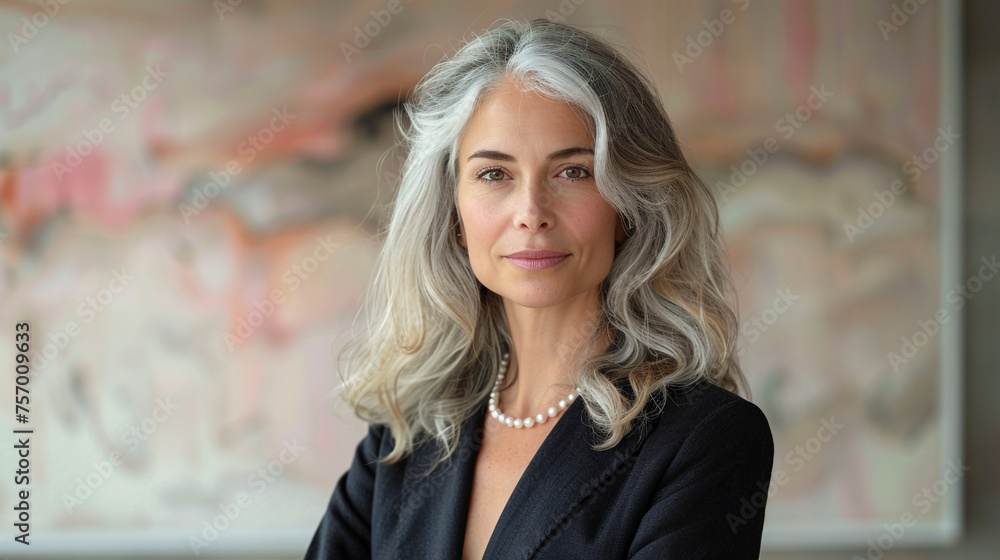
[466,146,594,162]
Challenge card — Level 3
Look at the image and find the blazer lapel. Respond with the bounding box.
[386,398,489,560]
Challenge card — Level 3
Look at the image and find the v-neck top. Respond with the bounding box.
[304,378,774,559]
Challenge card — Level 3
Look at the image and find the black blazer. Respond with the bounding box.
[304,378,774,559]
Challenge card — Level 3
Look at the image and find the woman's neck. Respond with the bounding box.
[499,293,610,418]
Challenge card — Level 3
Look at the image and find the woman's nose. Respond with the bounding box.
[512,173,555,231]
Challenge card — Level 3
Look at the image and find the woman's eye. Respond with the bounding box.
[561,166,592,181]
[482,169,507,182]
[475,168,508,183]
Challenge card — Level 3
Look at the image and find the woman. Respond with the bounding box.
[305,17,773,560]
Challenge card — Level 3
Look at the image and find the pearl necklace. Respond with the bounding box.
[488,352,581,429]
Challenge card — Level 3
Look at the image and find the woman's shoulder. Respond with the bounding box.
[641,378,773,453]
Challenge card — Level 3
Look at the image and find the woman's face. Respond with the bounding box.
[456,77,626,309]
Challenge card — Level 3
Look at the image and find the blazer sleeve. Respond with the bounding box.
[303,423,385,560]
[627,399,775,560]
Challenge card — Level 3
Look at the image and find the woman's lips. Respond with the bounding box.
[505,252,570,270]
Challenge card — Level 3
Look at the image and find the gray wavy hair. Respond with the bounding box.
[334,17,748,474]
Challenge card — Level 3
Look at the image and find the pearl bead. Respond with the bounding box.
[558,399,567,409]
[513,418,523,428]
[524,417,534,428]
[536,413,547,424]
[547,407,558,418]
[505,416,513,426]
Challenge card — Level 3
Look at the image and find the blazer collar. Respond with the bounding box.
[392,385,658,560]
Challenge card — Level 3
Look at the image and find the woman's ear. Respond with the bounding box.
[456,215,467,249]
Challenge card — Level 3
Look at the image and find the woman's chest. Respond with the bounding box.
[462,421,556,559]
